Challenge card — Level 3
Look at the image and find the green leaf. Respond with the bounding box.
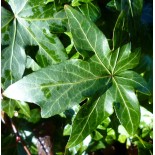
[72,0,93,6]
[2,1,68,89]
[111,81,140,135]
[77,2,101,22]
[106,0,121,11]
[91,130,103,141]
[115,71,151,95]
[1,99,16,118]
[67,88,113,148]
[2,16,26,88]
[1,7,14,29]
[110,43,140,74]
[16,101,30,117]
[65,5,111,74]
[24,109,41,123]
[1,98,30,118]
[3,59,111,118]
[113,11,129,50]
[26,56,41,71]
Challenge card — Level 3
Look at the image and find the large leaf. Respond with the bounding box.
[3,59,111,118]
[3,5,150,148]
[65,5,111,74]
[111,80,140,135]
[2,0,68,88]
[67,88,114,148]
[1,8,26,88]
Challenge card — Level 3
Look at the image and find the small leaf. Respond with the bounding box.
[110,43,140,74]
[24,109,41,123]
[26,56,41,71]
[113,11,129,50]
[16,101,30,118]
[77,2,101,22]
[4,59,111,118]
[72,0,93,6]
[1,99,16,118]
[115,71,151,95]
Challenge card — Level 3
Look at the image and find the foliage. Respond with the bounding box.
[1,0,153,154]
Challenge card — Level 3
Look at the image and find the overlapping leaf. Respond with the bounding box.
[65,5,111,74]
[67,88,114,148]
[72,0,93,6]
[4,59,111,118]
[3,5,150,148]
[77,2,100,22]
[64,6,150,147]
[2,0,68,88]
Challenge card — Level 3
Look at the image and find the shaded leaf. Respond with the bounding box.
[113,11,129,50]
[72,0,92,6]
[111,81,140,135]
[1,99,16,118]
[77,2,100,22]
[67,88,113,147]
[1,7,14,29]
[16,101,30,117]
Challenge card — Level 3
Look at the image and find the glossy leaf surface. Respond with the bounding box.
[4,59,111,118]
[2,0,68,88]
[65,5,111,74]
[67,88,114,148]
[77,2,100,22]
[3,5,151,148]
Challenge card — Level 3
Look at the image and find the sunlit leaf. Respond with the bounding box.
[4,59,110,118]
[2,0,68,89]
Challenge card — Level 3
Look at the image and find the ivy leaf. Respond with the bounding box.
[1,99,30,118]
[112,11,129,50]
[26,56,41,71]
[3,59,111,118]
[72,0,93,6]
[110,43,140,74]
[1,7,14,29]
[111,82,140,135]
[77,2,101,22]
[64,6,150,145]
[67,88,114,148]
[16,101,30,118]
[3,5,150,148]
[2,7,26,88]
[1,99,16,118]
[115,71,151,95]
[2,1,68,89]
[65,5,111,74]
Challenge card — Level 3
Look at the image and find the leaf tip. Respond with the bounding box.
[64,4,69,9]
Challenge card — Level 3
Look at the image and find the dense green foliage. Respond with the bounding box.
[1,0,153,154]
